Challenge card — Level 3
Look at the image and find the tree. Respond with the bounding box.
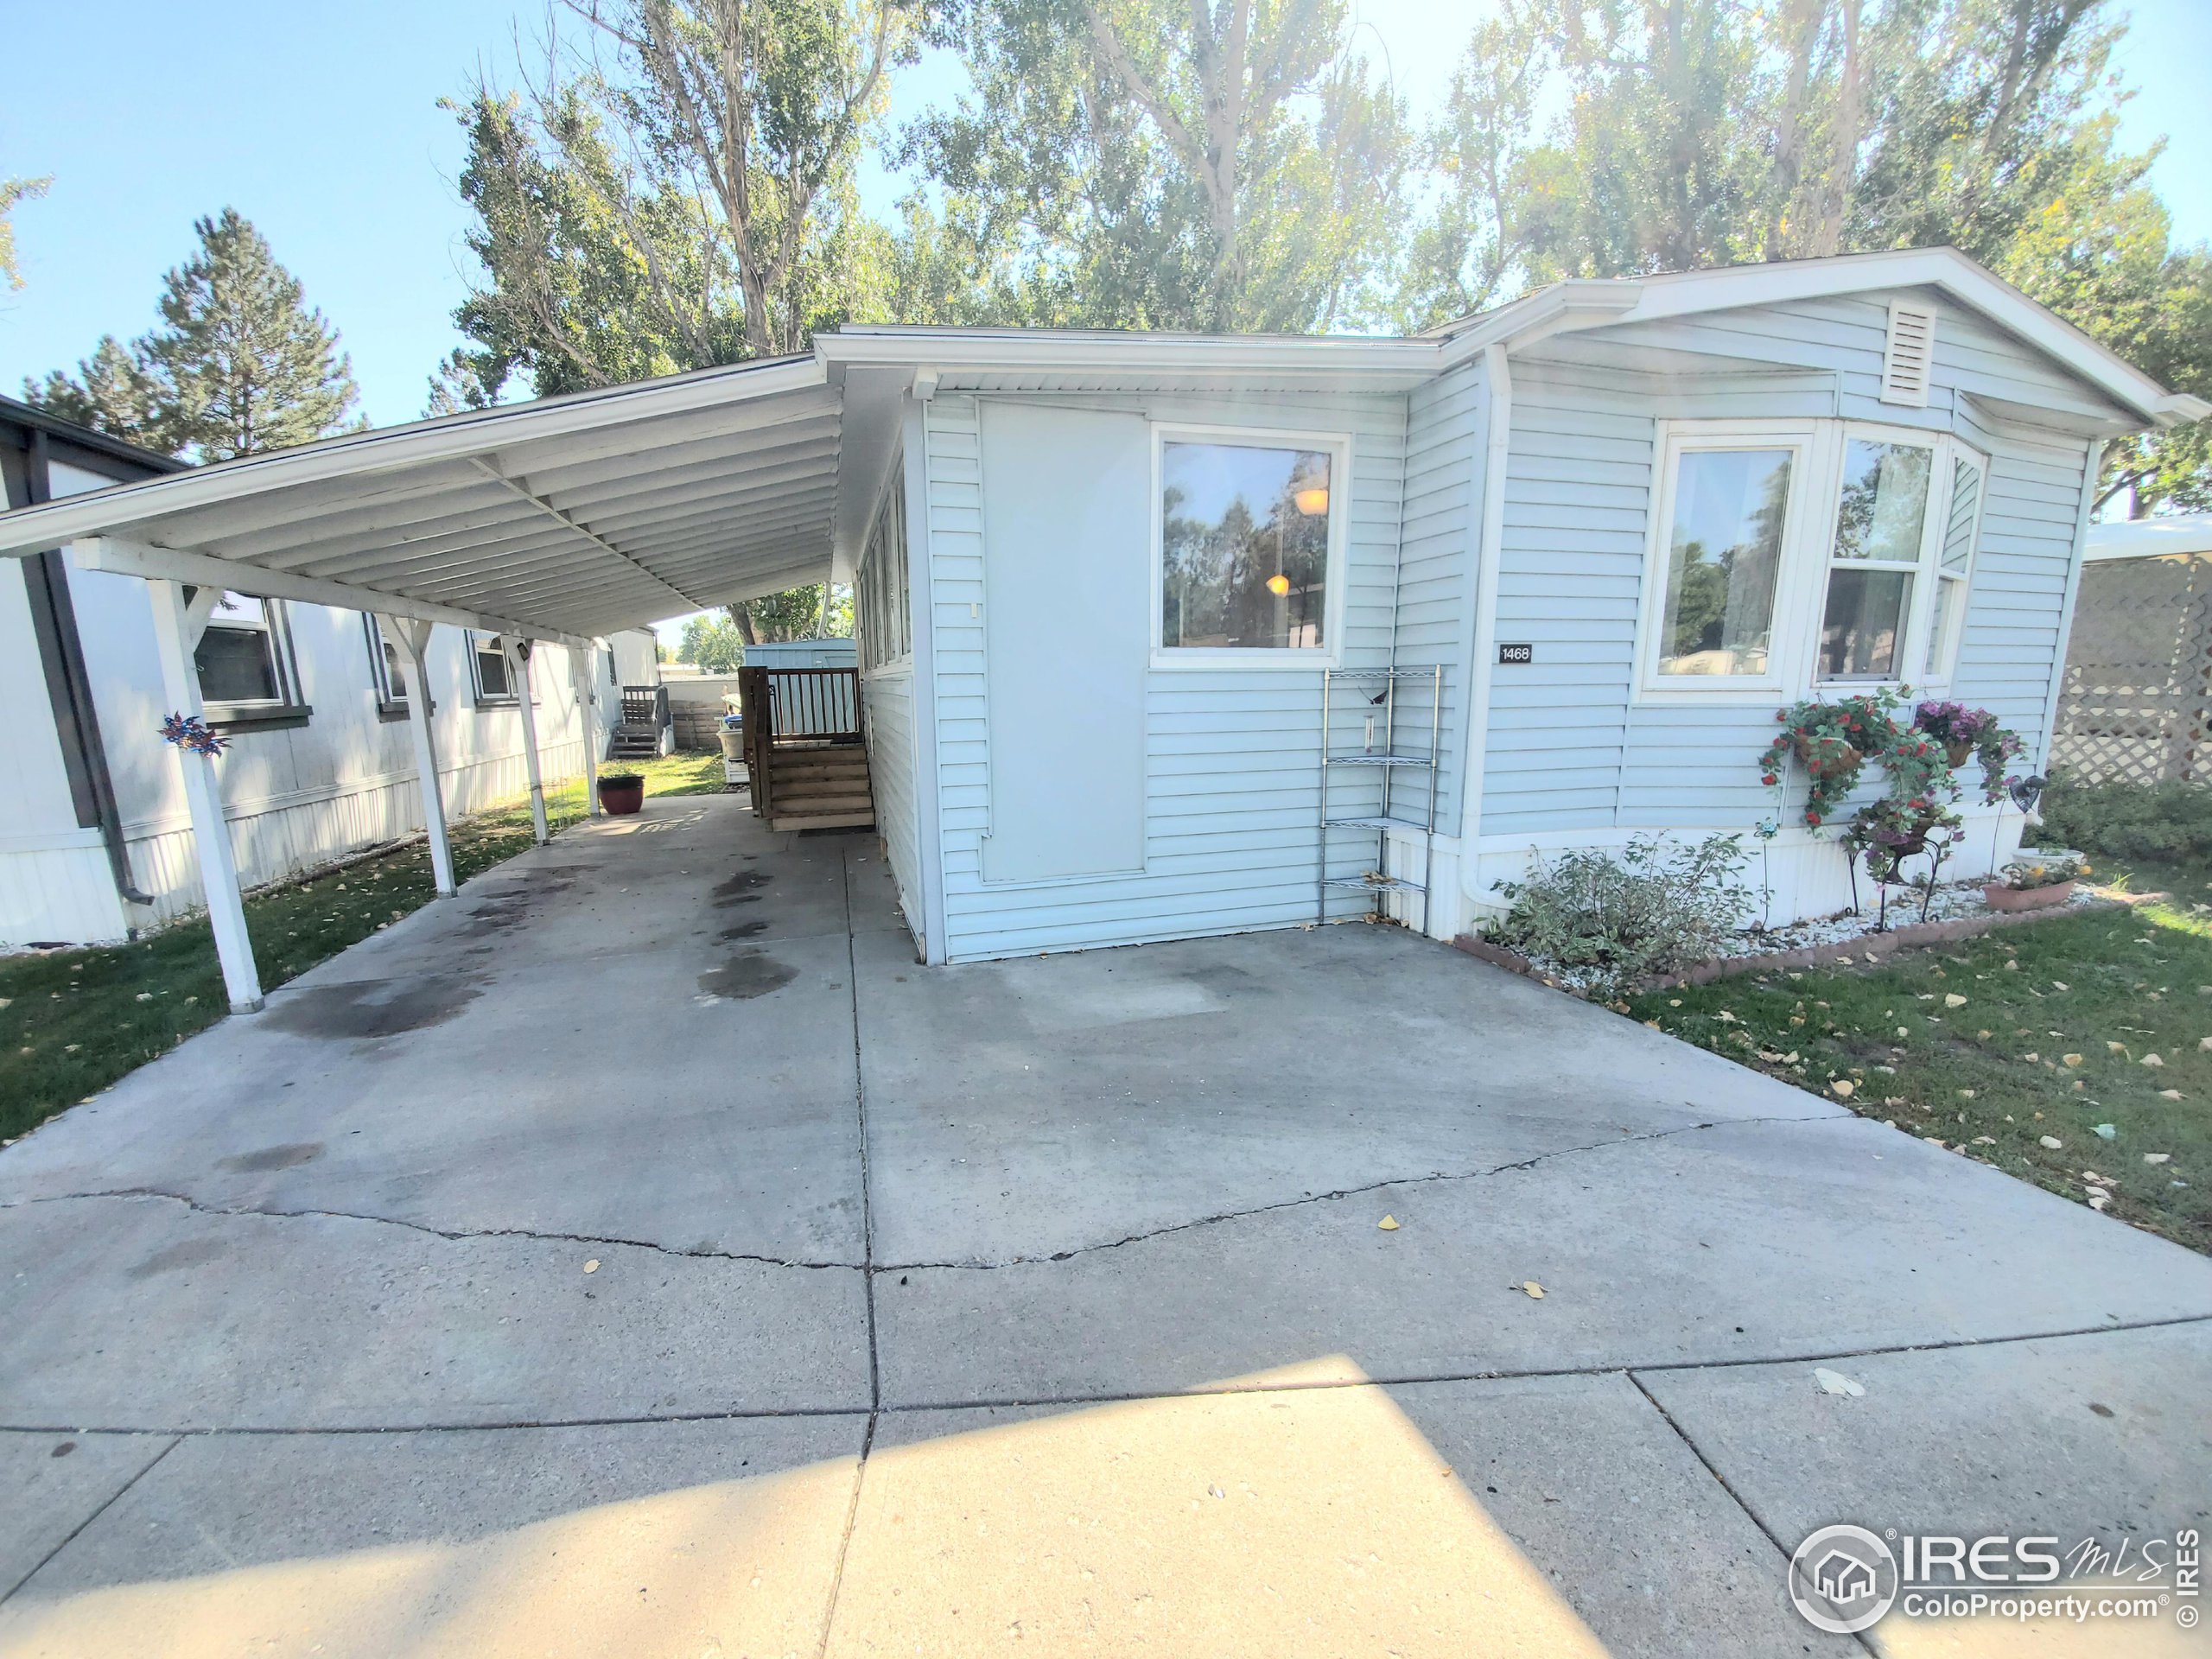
[901,0,1408,332]
[727,582,851,643]
[25,209,362,461]
[1,173,51,291]
[439,0,915,404]
[1397,0,2212,510]
[678,611,748,669]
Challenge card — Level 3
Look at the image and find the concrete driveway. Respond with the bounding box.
[2,792,2208,1657]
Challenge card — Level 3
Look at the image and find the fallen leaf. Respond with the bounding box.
[2040,1135,2065,1149]
[2093,1123,2117,1140]
[1944,993,1968,1008]
[1376,1215,1400,1231]
[2145,1153,2172,1165]
[1813,1367,1866,1397]
[2052,981,2070,992]
[1977,1028,1993,1039]
[1520,1280,1545,1299]
[1829,1078,1856,1098]
[2160,1089,2184,1101]
[2141,1052,2164,1067]
[1972,1135,1996,1146]
[1958,1089,1976,1099]
[2063,1053,2084,1068]
[582,1259,600,1274]
[2088,1192,2111,1211]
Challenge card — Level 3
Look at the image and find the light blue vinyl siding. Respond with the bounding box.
[922,389,1408,961]
[861,665,922,939]
[1391,359,1486,836]
[1478,287,2104,840]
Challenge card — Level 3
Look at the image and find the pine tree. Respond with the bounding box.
[146,209,361,460]
[25,208,363,461]
[22,335,165,449]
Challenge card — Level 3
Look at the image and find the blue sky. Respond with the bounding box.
[3,0,2207,433]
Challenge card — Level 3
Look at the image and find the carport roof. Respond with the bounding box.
[0,325,1438,645]
[0,353,860,645]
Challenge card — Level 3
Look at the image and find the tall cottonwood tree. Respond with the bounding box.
[439,0,915,405]
[1398,0,2212,511]
[0,173,50,291]
[26,209,360,461]
[902,0,1407,332]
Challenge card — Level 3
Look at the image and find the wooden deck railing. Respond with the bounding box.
[737,665,864,822]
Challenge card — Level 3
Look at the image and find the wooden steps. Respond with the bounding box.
[766,743,874,831]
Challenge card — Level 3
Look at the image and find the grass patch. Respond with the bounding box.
[1626,901,2212,1254]
[0,752,730,1142]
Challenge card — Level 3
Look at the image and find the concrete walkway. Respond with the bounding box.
[1,792,2208,1657]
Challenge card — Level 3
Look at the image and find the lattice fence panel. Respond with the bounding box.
[2052,554,2212,786]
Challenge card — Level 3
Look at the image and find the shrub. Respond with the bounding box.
[2031,779,2212,864]
[1489,833,1751,998]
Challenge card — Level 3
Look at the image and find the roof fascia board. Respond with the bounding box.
[1522,250,2195,426]
[0,355,830,559]
[1435,282,1645,365]
[70,536,595,651]
[817,328,1439,389]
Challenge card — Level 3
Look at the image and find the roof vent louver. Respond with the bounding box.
[1882,302,1936,407]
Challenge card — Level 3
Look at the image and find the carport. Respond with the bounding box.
[0,353,907,1012]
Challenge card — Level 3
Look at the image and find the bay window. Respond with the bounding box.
[1637,420,1986,700]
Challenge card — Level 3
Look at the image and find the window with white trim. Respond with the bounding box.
[365,615,410,710]
[1636,421,1987,699]
[467,631,537,706]
[1158,434,1343,654]
[196,592,304,720]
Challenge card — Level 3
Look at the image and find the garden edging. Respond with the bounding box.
[1453,887,2164,995]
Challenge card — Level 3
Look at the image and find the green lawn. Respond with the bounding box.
[1626,892,2212,1255]
[0,750,730,1143]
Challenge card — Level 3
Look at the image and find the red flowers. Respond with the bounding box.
[1762,772,1778,785]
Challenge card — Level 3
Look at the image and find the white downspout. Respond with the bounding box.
[1456,342,1513,924]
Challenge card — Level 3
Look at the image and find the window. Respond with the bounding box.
[1636,422,1987,701]
[196,593,303,719]
[1158,435,1340,654]
[1654,446,1795,678]
[468,631,533,705]
[857,474,910,672]
[365,616,410,710]
[1818,437,1934,681]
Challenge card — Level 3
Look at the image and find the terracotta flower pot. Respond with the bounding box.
[1946,740,1974,767]
[599,774,645,816]
[1983,879,2075,912]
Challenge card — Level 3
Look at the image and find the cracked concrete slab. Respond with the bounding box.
[855,921,1837,1266]
[0,1193,869,1430]
[873,1112,2212,1406]
[0,1432,173,1601]
[3,791,2209,1654]
[0,1417,864,1659]
[0,906,867,1267]
[1635,1321,2212,1561]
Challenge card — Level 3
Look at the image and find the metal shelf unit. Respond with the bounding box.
[1317,665,1442,929]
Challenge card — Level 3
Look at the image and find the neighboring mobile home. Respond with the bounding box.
[0,395,659,950]
[0,249,2199,993]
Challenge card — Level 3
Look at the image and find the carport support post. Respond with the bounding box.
[571,643,601,816]
[385,616,456,896]
[146,577,264,1014]
[502,636,550,845]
